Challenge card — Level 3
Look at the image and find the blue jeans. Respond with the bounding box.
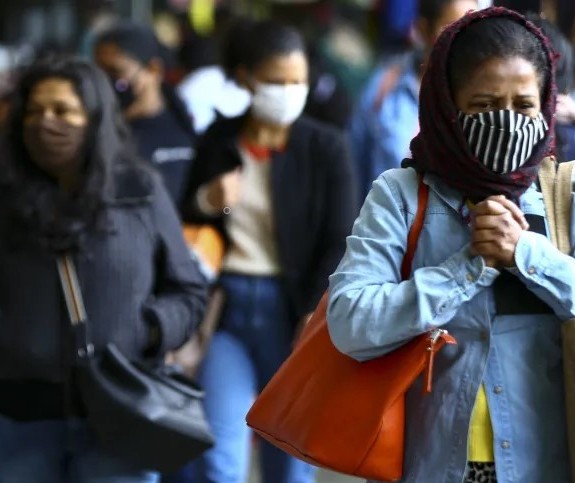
[169,274,316,483]
[0,414,159,483]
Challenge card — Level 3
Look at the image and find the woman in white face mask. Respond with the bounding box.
[177,18,358,483]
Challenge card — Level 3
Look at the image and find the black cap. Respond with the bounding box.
[96,20,161,65]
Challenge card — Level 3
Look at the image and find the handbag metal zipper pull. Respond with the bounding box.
[424,329,453,394]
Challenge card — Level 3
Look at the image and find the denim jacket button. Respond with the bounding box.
[527,266,537,275]
[501,440,511,449]
[466,273,475,282]
[480,331,489,341]
[494,385,503,394]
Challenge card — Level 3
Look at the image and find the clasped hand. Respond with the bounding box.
[469,195,529,268]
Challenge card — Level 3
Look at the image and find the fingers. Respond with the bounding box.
[485,196,529,230]
[473,198,507,216]
[222,167,241,185]
[472,214,506,231]
[205,167,243,211]
[473,196,529,230]
[470,195,525,268]
[471,228,499,244]
[222,168,242,207]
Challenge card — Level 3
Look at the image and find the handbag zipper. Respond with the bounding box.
[424,329,456,394]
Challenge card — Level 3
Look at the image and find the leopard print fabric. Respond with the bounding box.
[464,462,497,482]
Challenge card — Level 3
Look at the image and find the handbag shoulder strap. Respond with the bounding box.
[538,156,574,254]
[57,255,94,358]
[401,176,429,280]
[555,161,575,254]
[57,254,88,326]
[538,156,558,247]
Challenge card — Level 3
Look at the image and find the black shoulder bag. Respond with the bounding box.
[57,254,214,473]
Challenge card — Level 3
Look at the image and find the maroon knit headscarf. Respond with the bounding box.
[409,7,557,202]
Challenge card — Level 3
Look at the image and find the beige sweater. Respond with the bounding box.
[197,145,281,275]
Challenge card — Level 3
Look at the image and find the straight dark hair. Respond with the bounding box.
[0,56,145,252]
[447,16,550,97]
[222,18,306,78]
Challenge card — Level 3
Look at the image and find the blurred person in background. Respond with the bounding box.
[301,42,353,130]
[0,56,207,482]
[94,21,196,207]
[0,44,33,126]
[79,1,118,59]
[0,47,18,126]
[556,0,575,47]
[525,13,575,163]
[177,18,358,483]
[270,2,357,129]
[176,29,251,135]
[376,0,420,56]
[348,0,477,202]
[493,0,539,15]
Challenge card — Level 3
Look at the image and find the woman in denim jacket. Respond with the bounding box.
[328,7,573,483]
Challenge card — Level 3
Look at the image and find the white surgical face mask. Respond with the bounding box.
[251,82,309,126]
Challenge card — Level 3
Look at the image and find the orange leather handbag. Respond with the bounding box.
[246,179,456,481]
[183,224,225,276]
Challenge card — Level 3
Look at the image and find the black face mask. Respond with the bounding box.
[112,77,136,109]
[23,118,87,176]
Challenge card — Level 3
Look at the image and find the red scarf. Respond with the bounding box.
[409,7,557,202]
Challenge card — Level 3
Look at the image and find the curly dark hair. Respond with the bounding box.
[0,56,145,252]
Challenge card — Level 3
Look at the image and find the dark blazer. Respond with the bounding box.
[0,168,208,384]
[184,114,358,321]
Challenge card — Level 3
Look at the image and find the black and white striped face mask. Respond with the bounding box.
[458,110,548,174]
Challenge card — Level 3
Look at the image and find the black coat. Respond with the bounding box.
[184,115,358,321]
[0,169,207,384]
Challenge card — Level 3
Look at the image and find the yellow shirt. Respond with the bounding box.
[468,384,495,462]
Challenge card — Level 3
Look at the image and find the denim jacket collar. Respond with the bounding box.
[423,172,464,214]
[423,172,544,217]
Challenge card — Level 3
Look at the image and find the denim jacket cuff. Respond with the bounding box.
[445,246,500,297]
[513,231,550,280]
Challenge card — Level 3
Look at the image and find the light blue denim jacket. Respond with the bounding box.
[327,167,575,483]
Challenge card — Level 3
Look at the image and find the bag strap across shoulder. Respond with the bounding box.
[57,255,94,358]
[401,176,429,280]
[538,156,574,254]
[555,161,574,254]
[57,255,87,326]
[542,160,575,483]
